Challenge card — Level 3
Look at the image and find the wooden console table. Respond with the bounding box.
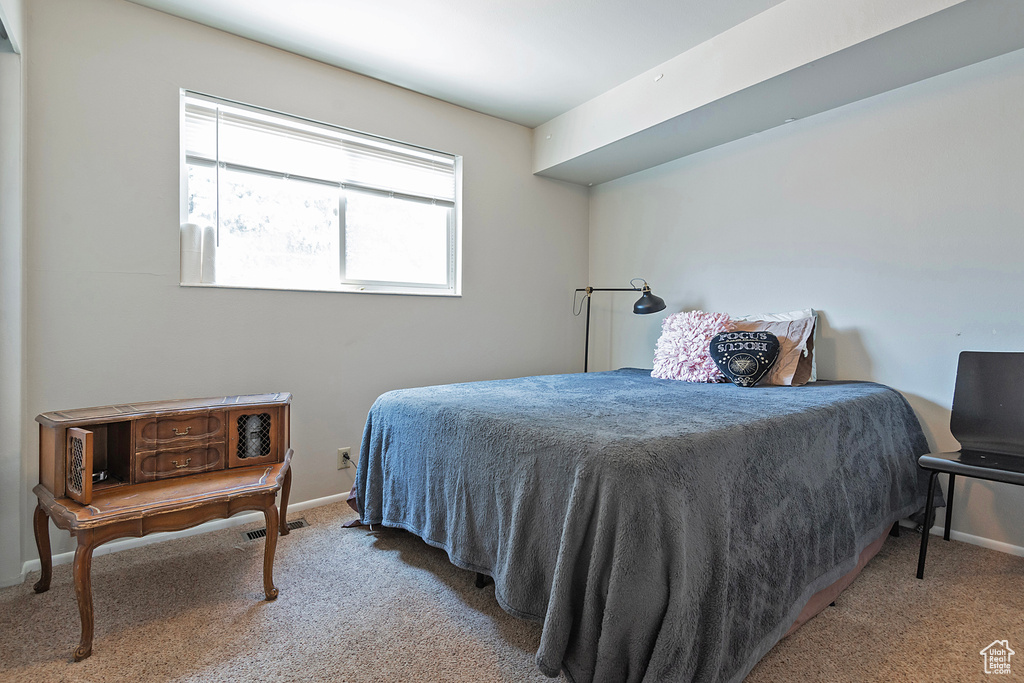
[32,393,293,661]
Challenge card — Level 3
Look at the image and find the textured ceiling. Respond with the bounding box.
[128,0,784,127]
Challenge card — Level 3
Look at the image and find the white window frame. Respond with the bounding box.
[179,90,462,296]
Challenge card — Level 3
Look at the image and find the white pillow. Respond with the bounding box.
[734,309,818,381]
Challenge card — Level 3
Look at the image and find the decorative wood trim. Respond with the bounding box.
[36,393,292,428]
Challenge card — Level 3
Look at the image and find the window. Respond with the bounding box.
[181,91,461,295]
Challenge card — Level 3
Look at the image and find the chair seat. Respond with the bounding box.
[918,449,1024,486]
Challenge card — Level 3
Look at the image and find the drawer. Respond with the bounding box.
[135,412,225,450]
[134,445,225,482]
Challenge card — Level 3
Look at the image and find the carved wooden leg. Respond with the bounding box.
[262,504,279,600]
[279,466,292,536]
[32,503,53,594]
[72,537,95,661]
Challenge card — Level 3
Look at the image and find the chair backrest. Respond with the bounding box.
[951,351,1024,455]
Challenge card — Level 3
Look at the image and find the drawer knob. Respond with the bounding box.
[171,426,192,436]
[171,458,192,469]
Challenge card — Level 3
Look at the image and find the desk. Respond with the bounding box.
[32,394,293,661]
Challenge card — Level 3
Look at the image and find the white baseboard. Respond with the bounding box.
[929,525,1024,558]
[13,492,349,586]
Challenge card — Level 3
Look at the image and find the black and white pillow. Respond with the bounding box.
[709,331,780,387]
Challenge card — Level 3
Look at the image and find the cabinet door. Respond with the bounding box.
[227,407,281,468]
[66,427,94,505]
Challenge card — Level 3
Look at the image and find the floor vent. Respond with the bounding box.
[245,518,308,541]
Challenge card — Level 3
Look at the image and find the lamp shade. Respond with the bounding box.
[633,286,666,315]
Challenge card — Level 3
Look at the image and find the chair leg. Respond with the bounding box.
[943,473,955,541]
[917,471,939,580]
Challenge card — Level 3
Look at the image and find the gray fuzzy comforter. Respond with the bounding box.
[355,369,930,682]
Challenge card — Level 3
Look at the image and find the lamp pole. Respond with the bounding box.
[575,281,666,373]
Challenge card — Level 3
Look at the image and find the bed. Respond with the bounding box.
[354,368,930,682]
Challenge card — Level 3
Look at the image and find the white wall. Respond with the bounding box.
[588,47,1024,550]
[0,0,24,586]
[15,0,588,569]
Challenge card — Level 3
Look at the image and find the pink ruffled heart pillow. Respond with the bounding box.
[651,310,732,382]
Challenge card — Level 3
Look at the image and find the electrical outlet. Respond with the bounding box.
[338,447,352,469]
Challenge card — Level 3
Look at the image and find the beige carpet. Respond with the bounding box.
[0,503,1021,682]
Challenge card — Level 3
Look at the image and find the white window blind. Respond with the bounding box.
[185,95,456,202]
[181,91,460,294]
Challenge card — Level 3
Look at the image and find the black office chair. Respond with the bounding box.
[917,351,1024,579]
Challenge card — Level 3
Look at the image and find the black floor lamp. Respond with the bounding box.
[574,278,667,372]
